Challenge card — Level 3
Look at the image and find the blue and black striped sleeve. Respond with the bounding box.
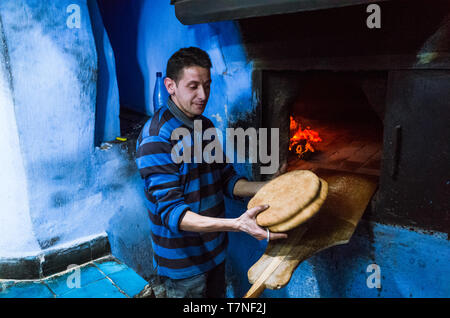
[136,135,190,234]
[201,116,247,199]
[220,163,246,200]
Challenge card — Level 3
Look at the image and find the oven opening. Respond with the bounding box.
[257,70,387,180]
[286,71,384,177]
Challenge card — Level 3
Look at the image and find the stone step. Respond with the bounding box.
[0,255,149,298]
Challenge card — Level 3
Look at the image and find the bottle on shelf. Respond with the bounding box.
[152,72,168,116]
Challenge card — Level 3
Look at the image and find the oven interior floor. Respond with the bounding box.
[288,116,383,176]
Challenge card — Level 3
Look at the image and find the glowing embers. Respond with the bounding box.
[289,116,322,159]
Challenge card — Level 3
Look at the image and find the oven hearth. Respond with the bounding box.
[286,72,384,177]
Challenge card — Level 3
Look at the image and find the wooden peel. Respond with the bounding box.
[244,168,378,298]
[243,225,308,298]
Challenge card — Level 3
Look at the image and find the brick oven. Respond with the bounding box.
[173,0,450,235]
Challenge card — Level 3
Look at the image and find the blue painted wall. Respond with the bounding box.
[87,0,120,146]
[97,0,146,113]
[0,0,153,278]
[98,0,255,125]
[0,0,97,253]
[0,5,40,256]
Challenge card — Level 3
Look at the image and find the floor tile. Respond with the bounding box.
[93,258,128,276]
[44,264,105,296]
[0,281,54,298]
[1,256,147,298]
[59,277,127,298]
[107,268,148,297]
[0,280,15,291]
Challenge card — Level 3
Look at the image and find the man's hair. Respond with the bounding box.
[166,47,212,84]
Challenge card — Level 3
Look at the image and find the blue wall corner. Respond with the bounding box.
[0,1,151,279]
[87,0,120,145]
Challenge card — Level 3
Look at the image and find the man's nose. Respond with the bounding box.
[197,86,206,100]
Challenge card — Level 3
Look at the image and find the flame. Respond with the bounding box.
[289,116,322,158]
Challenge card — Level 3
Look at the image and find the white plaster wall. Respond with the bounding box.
[0,19,40,257]
[0,0,98,249]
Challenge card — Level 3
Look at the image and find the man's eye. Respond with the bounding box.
[189,86,197,90]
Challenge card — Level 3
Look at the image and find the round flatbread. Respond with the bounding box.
[268,178,328,232]
[249,170,321,227]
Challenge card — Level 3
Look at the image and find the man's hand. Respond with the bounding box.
[236,205,288,241]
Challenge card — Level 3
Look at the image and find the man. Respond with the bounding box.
[135,47,287,298]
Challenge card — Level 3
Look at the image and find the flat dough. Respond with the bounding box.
[249,170,321,227]
[268,179,328,232]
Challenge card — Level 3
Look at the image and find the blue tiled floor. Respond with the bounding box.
[44,264,106,296]
[107,268,150,297]
[0,256,148,298]
[59,278,127,298]
[93,258,129,276]
[0,281,54,298]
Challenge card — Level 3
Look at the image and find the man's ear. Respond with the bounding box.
[164,77,176,95]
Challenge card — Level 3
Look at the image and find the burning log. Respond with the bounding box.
[289,116,322,159]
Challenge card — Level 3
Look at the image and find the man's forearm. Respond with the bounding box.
[178,179,267,233]
[232,179,266,198]
[179,211,239,233]
[179,207,288,241]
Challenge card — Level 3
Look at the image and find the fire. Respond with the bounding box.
[289,116,322,158]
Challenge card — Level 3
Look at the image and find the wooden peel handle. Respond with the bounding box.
[244,281,266,298]
[244,226,308,298]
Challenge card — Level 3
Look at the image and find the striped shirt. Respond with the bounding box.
[135,102,244,279]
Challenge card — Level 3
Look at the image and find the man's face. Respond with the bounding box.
[164,66,211,118]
